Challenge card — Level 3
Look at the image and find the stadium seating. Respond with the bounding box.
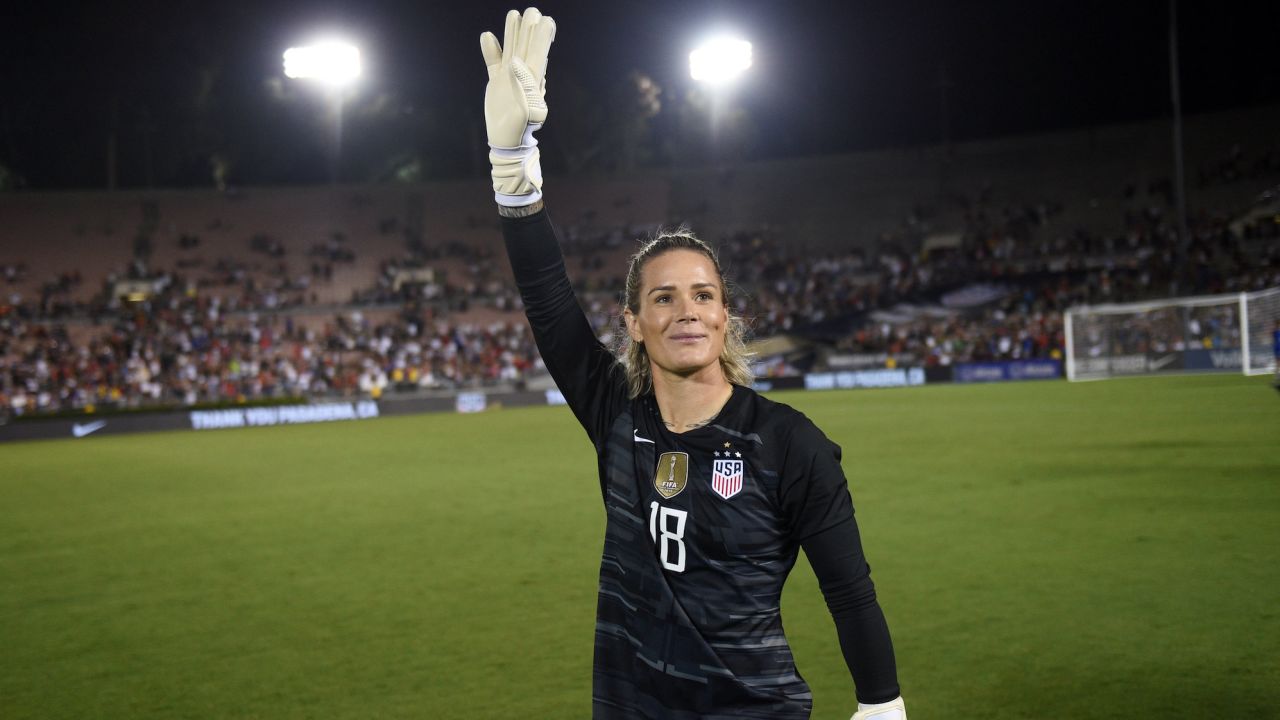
[2,105,1278,417]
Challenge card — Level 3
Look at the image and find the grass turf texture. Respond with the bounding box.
[2,375,1278,718]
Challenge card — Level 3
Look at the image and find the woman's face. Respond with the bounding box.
[624,249,728,381]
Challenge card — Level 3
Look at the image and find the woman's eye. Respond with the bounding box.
[654,295,670,304]
[697,292,714,301]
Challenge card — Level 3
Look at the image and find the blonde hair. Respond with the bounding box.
[614,228,753,398]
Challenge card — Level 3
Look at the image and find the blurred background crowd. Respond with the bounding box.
[3,108,1278,418]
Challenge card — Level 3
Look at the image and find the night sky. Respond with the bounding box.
[1,0,1276,189]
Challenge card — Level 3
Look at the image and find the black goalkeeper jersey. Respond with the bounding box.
[502,208,899,719]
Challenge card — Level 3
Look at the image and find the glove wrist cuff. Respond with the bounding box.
[851,696,906,720]
[495,189,543,207]
[488,123,541,154]
[488,122,544,207]
[490,145,535,161]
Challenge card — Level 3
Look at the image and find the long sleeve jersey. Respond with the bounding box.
[502,208,899,719]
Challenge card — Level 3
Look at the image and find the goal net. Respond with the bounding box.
[1064,287,1280,381]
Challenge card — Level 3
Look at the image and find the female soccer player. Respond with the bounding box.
[481,9,907,718]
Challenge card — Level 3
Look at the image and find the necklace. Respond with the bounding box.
[653,385,734,433]
[662,415,715,432]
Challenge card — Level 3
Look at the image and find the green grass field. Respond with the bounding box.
[2,375,1278,719]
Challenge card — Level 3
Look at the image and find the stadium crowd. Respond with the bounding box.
[3,171,1279,418]
[0,304,539,415]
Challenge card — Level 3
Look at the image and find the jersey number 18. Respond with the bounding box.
[649,501,687,573]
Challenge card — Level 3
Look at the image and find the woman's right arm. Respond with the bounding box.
[482,9,626,447]
[500,202,627,448]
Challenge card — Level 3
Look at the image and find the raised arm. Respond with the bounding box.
[482,8,626,448]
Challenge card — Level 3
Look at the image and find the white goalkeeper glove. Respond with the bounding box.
[480,7,556,207]
[850,695,906,720]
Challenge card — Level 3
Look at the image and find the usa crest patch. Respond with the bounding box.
[711,458,744,500]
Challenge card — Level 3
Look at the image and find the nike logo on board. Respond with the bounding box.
[72,421,108,438]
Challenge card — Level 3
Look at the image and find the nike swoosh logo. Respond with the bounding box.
[72,421,108,438]
[1150,354,1178,370]
[633,430,655,444]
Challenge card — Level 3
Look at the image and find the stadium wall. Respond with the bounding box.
[664,103,1280,248]
[0,393,544,443]
[3,104,1275,267]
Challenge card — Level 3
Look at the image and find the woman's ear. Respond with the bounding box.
[623,308,643,343]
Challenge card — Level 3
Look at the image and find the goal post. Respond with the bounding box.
[1242,286,1280,376]
[1064,287,1279,381]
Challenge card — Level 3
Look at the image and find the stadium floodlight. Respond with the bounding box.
[689,36,752,85]
[283,39,362,183]
[283,42,362,87]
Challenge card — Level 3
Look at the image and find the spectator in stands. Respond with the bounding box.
[1273,320,1280,392]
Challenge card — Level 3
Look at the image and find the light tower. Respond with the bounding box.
[283,40,362,183]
